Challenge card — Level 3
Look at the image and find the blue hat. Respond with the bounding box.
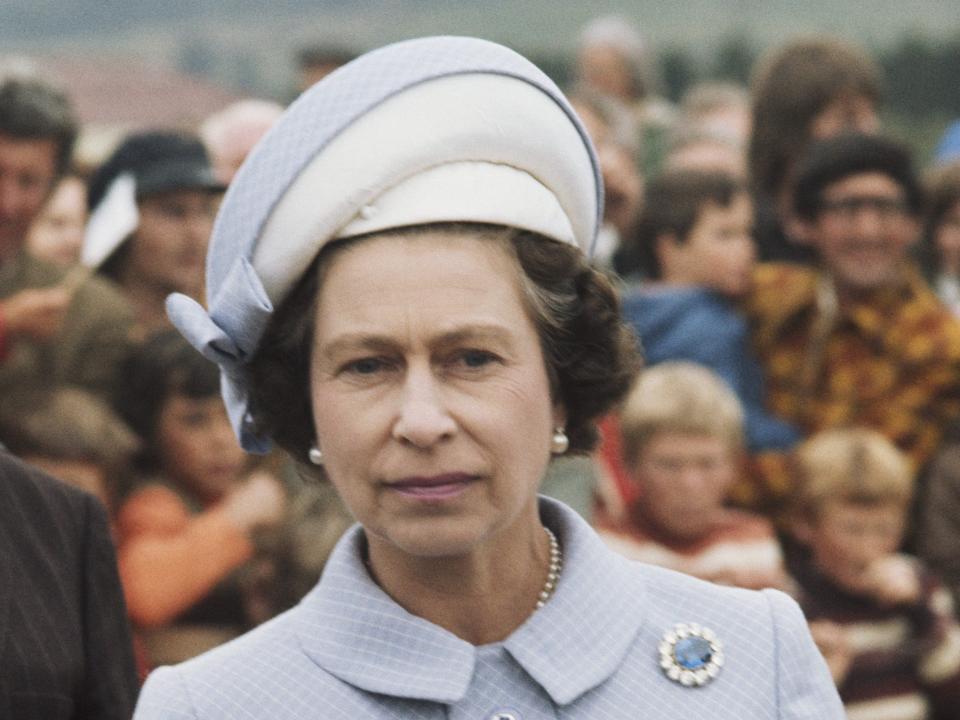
[166,35,602,453]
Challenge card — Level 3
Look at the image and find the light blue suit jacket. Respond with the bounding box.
[134,498,843,719]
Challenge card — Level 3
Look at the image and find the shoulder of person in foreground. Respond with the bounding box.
[0,451,139,720]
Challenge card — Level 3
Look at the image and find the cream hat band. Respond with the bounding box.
[253,73,592,304]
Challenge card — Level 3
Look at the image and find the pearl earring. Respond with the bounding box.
[308,445,323,465]
[550,427,569,455]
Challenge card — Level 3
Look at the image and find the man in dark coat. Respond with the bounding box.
[0,451,138,718]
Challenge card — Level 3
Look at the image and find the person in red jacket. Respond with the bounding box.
[112,330,285,667]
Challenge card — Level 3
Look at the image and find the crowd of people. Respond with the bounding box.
[2,14,960,720]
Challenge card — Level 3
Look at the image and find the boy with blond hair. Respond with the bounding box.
[595,361,787,591]
[790,428,960,720]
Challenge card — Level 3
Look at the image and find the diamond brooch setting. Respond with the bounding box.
[658,623,723,687]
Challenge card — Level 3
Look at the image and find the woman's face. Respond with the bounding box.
[155,393,247,504]
[24,175,87,267]
[309,229,563,559]
[809,92,879,140]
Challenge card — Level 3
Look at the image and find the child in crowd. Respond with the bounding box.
[595,362,788,591]
[620,168,798,452]
[111,330,287,667]
[662,82,751,178]
[789,428,960,720]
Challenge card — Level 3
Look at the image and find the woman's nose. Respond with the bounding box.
[391,366,456,448]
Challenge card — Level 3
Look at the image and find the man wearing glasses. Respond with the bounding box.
[735,132,960,517]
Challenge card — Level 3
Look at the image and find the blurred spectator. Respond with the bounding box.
[83,131,224,340]
[619,168,798,451]
[241,477,353,625]
[0,68,134,399]
[741,133,960,517]
[679,82,752,147]
[788,428,960,719]
[663,83,751,177]
[24,173,86,268]
[918,161,960,316]
[112,331,285,666]
[919,435,960,613]
[295,43,356,96]
[595,362,787,591]
[934,121,960,166]
[663,124,746,178]
[200,99,283,184]
[574,14,674,173]
[0,451,139,719]
[569,90,644,272]
[749,36,883,263]
[0,386,138,511]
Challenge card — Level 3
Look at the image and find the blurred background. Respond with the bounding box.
[3,0,959,164]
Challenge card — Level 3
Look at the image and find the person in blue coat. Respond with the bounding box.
[621,168,800,451]
[134,36,842,719]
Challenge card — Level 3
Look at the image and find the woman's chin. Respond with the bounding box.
[368,517,494,560]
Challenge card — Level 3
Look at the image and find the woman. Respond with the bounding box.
[135,37,842,718]
[24,173,87,268]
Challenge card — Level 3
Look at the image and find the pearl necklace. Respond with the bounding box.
[536,527,563,609]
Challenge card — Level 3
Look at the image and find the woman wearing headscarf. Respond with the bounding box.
[134,37,843,719]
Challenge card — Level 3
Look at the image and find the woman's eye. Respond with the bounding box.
[344,357,385,375]
[458,349,498,368]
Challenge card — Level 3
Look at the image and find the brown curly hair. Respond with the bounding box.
[247,223,641,471]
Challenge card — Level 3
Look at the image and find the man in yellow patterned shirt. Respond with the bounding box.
[738,133,960,516]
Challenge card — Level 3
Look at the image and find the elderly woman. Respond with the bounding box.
[134,37,842,719]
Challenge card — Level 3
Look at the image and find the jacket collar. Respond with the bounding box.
[295,497,648,706]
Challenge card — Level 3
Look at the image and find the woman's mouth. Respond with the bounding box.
[387,473,478,501]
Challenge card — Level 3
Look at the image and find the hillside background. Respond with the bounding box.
[3,1,959,158]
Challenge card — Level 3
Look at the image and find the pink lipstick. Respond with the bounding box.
[388,473,477,501]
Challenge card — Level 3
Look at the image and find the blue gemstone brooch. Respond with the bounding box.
[658,623,723,687]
